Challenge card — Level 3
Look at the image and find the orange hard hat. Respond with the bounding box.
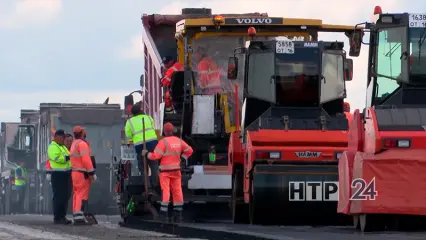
[163,122,174,132]
[344,102,350,108]
[73,126,85,133]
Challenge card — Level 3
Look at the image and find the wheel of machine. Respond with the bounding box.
[232,169,249,224]
[353,215,360,229]
[359,214,385,232]
[248,175,266,225]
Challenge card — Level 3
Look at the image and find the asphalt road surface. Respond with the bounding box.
[0,214,426,239]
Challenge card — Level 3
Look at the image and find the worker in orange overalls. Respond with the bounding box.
[70,126,97,225]
[143,122,193,223]
[161,56,183,113]
[193,47,222,95]
[344,102,353,126]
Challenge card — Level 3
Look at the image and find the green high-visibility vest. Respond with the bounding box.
[14,166,27,186]
[47,141,71,171]
[125,114,157,145]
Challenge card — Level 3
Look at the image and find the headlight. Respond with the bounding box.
[269,152,281,159]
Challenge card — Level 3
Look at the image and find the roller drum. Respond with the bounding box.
[250,163,346,225]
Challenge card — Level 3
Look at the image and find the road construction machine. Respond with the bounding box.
[118,8,361,222]
[36,103,123,215]
[0,120,37,214]
[227,26,362,225]
[339,7,426,232]
[1,104,123,215]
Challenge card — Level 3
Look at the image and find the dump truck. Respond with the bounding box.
[0,120,38,214]
[35,103,123,214]
[227,23,362,225]
[339,6,426,232]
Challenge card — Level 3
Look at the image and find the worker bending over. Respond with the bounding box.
[143,122,193,223]
[47,130,72,224]
[125,102,159,193]
[344,102,353,126]
[161,56,183,113]
[193,47,221,94]
[70,126,97,225]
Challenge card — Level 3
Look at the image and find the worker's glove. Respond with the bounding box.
[180,156,188,167]
[92,174,97,181]
[141,149,148,158]
[65,156,70,161]
[46,174,51,182]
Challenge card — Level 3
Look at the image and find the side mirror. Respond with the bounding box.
[140,74,144,87]
[227,57,238,80]
[124,94,134,114]
[344,58,353,81]
[348,30,363,57]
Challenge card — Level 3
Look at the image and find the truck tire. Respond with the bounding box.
[232,168,248,224]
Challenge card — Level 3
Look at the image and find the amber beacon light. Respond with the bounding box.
[373,6,382,15]
[248,27,257,37]
[213,15,224,25]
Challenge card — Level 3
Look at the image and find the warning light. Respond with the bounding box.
[383,139,411,148]
[213,15,224,25]
[373,6,382,15]
[248,27,257,37]
[125,104,132,114]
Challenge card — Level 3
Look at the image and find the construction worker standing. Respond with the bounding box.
[64,133,73,150]
[143,122,193,222]
[344,102,353,126]
[13,161,27,213]
[70,126,97,225]
[46,133,73,182]
[47,129,72,224]
[125,102,159,193]
[161,56,183,113]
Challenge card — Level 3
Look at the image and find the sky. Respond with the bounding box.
[0,0,423,122]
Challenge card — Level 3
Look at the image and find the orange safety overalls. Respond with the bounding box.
[198,57,221,95]
[70,139,94,221]
[161,62,184,111]
[147,136,193,213]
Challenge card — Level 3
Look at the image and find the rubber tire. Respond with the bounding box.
[232,169,249,224]
[248,175,264,225]
[353,215,360,229]
[360,214,385,232]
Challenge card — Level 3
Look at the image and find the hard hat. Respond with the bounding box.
[73,126,85,133]
[163,122,175,132]
[344,102,350,108]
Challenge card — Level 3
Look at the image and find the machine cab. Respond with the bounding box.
[228,39,354,132]
[366,8,426,108]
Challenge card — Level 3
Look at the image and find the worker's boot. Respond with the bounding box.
[165,107,174,114]
[159,210,170,223]
[173,210,183,223]
[73,213,89,225]
[85,213,98,225]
